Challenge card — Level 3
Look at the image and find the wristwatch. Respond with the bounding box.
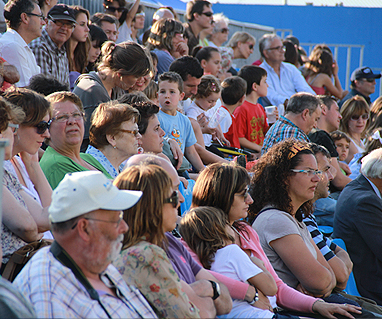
[208,280,221,300]
[248,287,259,305]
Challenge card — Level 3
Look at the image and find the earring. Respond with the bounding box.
[113,146,116,149]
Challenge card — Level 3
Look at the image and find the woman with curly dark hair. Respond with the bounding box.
[190,162,361,319]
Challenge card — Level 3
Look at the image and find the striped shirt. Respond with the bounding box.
[303,214,337,261]
[261,115,309,155]
[13,247,158,318]
[29,29,69,87]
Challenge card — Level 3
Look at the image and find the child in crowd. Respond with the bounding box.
[186,75,227,155]
[157,72,205,173]
[221,76,247,149]
[235,65,269,153]
[180,207,279,319]
[194,46,222,78]
[143,80,159,105]
[331,130,351,163]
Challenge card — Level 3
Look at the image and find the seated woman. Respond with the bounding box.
[304,47,346,99]
[147,18,188,77]
[339,95,370,163]
[86,100,141,178]
[112,164,200,318]
[0,97,47,269]
[181,206,280,319]
[190,162,361,318]
[250,140,373,317]
[40,92,112,189]
[3,88,52,239]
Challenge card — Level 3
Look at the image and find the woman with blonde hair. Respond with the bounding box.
[147,18,188,76]
[73,40,152,151]
[339,95,370,162]
[113,164,200,318]
[220,31,255,74]
[86,100,141,178]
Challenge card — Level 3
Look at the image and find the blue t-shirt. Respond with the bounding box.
[158,110,197,153]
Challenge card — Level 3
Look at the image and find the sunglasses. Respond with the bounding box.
[164,190,179,208]
[26,12,46,21]
[120,128,140,137]
[266,45,285,52]
[220,28,229,34]
[350,113,369,121]
[248,43,254,50]
[105,5,125,13]
[35,121,50,134]
[201,11,213,17]
[362,78,376,83]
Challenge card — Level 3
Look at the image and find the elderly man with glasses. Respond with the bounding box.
[339,66,381,108]
[13,171,158,318]
[29,4,76,87]
[259,33,315,107]
[0,0,45,87]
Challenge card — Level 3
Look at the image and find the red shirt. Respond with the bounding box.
[233,100,268,146]
[224,112,240,149]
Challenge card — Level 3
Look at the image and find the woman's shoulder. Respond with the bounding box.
[123,241,169,262]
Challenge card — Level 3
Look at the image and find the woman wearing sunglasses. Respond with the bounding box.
[86,100,142,178]
[113,164,200,318]
[1,90,52,270]
[189,159,362,319]
[339,95,370,163]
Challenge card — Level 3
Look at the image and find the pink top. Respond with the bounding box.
[182,223,318,313]
[306,75,326,95]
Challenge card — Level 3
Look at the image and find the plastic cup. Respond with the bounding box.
[265,106,277,124]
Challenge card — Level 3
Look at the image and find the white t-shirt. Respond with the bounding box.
[211,244,276,318]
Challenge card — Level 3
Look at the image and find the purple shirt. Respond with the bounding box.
[165,233,202,284]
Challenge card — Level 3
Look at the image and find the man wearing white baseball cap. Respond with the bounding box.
[13,171,158,318]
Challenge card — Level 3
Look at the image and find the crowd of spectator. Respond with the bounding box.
[0,0,382,318]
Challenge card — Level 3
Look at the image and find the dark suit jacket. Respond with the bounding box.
[334,174,382,305]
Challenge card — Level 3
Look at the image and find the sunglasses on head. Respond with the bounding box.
[105,5,125,12]
[35,121,50,134]
[164,190,179,208]
[351,113,369,121]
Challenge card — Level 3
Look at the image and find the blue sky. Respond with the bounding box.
[205,0,382,7]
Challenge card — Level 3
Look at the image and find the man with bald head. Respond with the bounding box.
[126,153,232,318]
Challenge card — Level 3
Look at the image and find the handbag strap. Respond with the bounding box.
[50,241,112,319]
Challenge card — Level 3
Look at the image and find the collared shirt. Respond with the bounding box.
[0,29,40,87]
[261,115,309,155]
[86,145,119,178]
[339,88,371,108]
[260,60,316,106]
[13,246,158,319]
[29,29,69,86]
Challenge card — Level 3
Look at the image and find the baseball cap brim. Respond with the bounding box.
[50,15,77,24]
[365,73,382,79]
[101,189,143,211]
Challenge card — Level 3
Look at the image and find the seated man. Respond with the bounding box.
[334,148,382,305]
[13,171,157,318]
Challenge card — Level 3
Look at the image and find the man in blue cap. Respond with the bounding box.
[339,66,381,108]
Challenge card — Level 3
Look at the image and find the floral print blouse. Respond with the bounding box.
[113,240,200,318]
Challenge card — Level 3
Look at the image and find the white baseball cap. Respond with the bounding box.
[49,171,142,223]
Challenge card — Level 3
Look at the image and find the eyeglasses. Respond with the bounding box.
[119,129,140,137]
[105,5,126,13]
[247,43,254,50]
[350,113,369,121]
[26,12,45,20]
[8,123,19,133]
[219,28,229,34]
[164,190,179,208]
[362,78,376,83]
[50,112,84,123]
[200,11,213,17]
[235,185,250,200]
[50,18,75,29]
[35,121,50,134]
[72,211,124,229]
[291,169,323,179]
[266,45,285,52]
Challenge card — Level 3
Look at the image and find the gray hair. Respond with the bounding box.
[153,8,174,21]
[259,33,280,58]
[227,31,256,49]
[361,148,382,179]
[286,93,320,115]
[212,13,229,33]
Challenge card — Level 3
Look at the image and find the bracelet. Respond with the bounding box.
[312,299,325,312]
[248,287,259,305]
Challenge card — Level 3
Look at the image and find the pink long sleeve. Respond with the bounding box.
[181,238,250,300]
